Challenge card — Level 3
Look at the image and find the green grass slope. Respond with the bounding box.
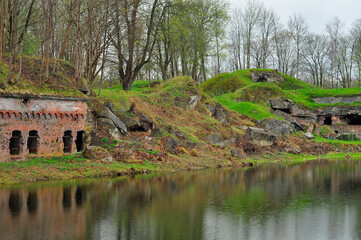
[203,69,361,121]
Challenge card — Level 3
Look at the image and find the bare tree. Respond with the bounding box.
[302,34,329,87]
[288,14,308,78]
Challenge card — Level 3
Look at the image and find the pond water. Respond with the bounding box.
[1,159,361,240]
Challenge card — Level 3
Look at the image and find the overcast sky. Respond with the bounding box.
[226,0,361,33]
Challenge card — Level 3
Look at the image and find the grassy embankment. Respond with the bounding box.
[201,69,361,120]
[1,60,361,185]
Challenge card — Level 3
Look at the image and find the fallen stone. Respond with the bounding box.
[274,110,304,131]
[302,132,315,139]
[285,143,301,154]
[258,118,294,136]
[103,101,115,113]
[231,149,241,158]
[165,137,178,154]
[139,113,153,131]
[245,127,277,146]
[98,118,123,139]
[205,103,227,123]
[118,114,141,131]
[269,99,293,110]
[189,95,199,109]
[204,133,223,144]
[99,107,127,135]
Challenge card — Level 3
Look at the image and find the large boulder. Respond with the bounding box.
[98,118,123,139]
[139,113,154,131]
[164,137,178,154]
[245,127,277,146]
[274,110,304,131]
[258,118,294,136]
[269,99,293,110]
[99,107,128,135]
[206,103,227,123]
[118,114,141,131]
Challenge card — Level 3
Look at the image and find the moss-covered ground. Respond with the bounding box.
[0,56,86,97]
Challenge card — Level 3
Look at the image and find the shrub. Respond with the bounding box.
[320,126,335,138]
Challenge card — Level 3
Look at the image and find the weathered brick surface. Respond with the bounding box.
[0,96,87,161]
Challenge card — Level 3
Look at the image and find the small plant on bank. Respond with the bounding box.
[102,137,108,143]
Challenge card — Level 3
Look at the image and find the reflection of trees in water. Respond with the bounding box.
[1,160,361,239]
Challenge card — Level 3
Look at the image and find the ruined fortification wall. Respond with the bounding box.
[0,96,87,161]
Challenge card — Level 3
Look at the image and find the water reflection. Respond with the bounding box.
[26,191,38,213]
[0,159,361,239]
[75,186,85,206]
[62,187,71,209]
[8,191,22,216]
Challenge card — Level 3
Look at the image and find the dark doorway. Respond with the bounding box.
[75,131,85,152]
[324,116,332,125]
[10,131,22,155]
[347,115,361,125]
[63,130,73,153]
[27,130,39,154]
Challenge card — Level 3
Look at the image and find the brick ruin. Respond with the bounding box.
[269,99,361,139]
[0,95,87,161]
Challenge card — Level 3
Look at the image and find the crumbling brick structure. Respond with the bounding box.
[0,95,87,161]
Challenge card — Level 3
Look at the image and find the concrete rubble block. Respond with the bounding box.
[302,132,315,139]
[258,118,294,136]
[269,99,293,110]
[274,110,304,131]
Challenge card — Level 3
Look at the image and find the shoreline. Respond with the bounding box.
[1,152,361,186]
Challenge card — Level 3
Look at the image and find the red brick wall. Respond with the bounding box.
[0,97,87,161]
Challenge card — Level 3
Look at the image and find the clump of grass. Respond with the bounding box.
[200,72,251,96]
[234,82,287,104]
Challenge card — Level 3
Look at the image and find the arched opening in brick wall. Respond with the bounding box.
[10,131,22,155]
[63,130,73,153]
[346,114,361,125]
[75,131,85,152]
[27,130,39,154]
[324,116,332,125]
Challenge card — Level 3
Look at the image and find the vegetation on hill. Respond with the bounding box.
[201,69,361,120]
[0,56,87,98]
